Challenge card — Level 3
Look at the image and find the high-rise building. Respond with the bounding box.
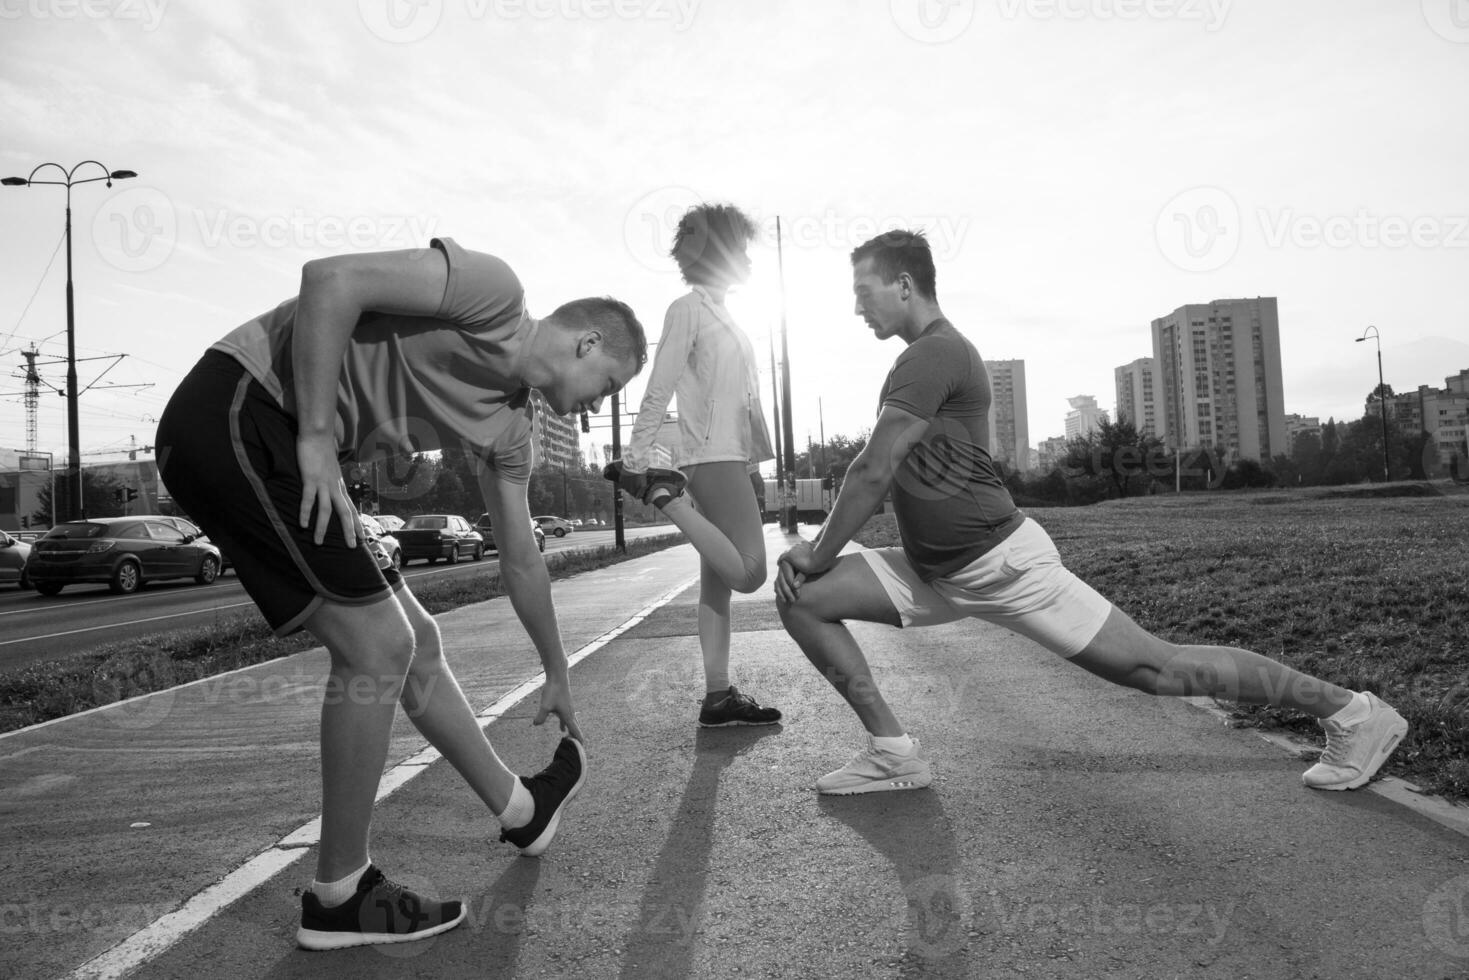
[529,391,581,471]
[986,359,1029,472]
[1151,297,1286,461]
[1114,358,1161,438]
[1036,435,1069,473]
[1064,395,1108,441]
[1366,371,1469,473]
[1283,414,1322,457]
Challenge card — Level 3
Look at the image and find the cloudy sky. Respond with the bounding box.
[2,0,1467,473]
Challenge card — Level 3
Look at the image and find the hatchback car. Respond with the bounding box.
[474,515,546,553]
[533,515,575,537]
[0,529,32,589]
[25,517,223,595]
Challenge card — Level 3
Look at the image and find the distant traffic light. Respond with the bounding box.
[126,487,138,502]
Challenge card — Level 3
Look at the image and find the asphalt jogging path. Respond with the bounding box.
[3,529,1468,979]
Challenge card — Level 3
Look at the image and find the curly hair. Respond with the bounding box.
[669,203,759,286]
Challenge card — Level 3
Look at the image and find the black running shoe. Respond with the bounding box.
[699,686,783,727]
[296,865,465,950]
[602,461,687,507]
[499,736,588,857]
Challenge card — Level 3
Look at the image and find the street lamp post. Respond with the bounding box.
[1356,325,1391,482]
[3,161,137,521]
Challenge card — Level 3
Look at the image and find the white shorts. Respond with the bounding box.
[859,517,1114,658]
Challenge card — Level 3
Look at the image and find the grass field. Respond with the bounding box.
[854,486,1469,804]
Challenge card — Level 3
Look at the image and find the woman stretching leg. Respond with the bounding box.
[615,203,782,727]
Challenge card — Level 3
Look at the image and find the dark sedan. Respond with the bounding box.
[395,514,485,565]
[25,517,223,596]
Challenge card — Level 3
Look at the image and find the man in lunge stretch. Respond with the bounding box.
[157,239,646,948]
[773,229,1407,796]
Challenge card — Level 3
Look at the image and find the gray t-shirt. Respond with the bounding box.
[879,318,1022,581]
[211,237,535,482]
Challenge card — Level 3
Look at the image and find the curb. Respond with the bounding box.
[1180,696,1469,839]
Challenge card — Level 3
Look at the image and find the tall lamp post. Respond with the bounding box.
[1356,325,1391,482]
[3,161,137,521]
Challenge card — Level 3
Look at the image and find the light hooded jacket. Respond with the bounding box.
[624,285,775,472]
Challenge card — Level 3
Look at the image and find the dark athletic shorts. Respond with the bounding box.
[156,350,403,636]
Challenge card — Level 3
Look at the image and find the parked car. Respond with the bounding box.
[0,529,32,589]
[151,514,232,570]
[374,514,405,534]
[25,517,223,595]
[534,515,575,537]
[359,513,402,571]
[474,514,546,553]
[395,514,484,565]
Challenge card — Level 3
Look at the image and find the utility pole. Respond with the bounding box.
[611,393,625,553]
[776,216,798,533]
[768,330,783,519]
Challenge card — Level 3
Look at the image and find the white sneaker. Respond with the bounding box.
[1301,692,1408,791]
[816,736,933,795]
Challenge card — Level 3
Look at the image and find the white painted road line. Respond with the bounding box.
[0,602,258,646]
[64,572,700,980]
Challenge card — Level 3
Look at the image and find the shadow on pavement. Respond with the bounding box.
[617,724,783,980]
[818,789,975,977]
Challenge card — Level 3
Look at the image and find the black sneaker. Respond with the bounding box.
[499,736,588,857]
[602,461,688,506]
[296,865,465,951]
[699,686,783,727]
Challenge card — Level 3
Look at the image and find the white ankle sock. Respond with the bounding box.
[497,779,533,830]
[312,860,370,908]
[871,733,914,755]
[1326,692,1371,727]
